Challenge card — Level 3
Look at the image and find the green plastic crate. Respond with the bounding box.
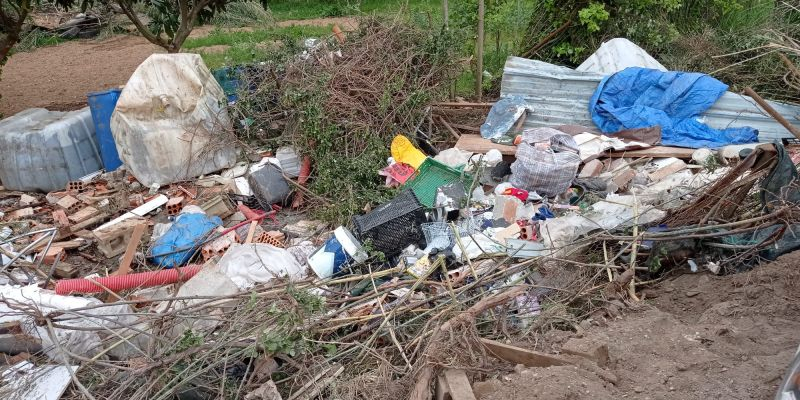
[405,158,473,207]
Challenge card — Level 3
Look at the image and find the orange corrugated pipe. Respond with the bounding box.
[55,265,202,295]
[291,155,312,209]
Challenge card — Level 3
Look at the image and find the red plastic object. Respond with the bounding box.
[503,188,529,202]
[54,265,202,295]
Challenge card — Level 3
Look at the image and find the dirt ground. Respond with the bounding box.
[475,251,800,399]
[0,35,163,116]
[0,17,357,117]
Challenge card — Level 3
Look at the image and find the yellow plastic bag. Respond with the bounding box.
[390,135,427,169]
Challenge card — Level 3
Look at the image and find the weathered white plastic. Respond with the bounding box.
[111,53,237,187]
[0,107,102,192]
[576,38,667,74]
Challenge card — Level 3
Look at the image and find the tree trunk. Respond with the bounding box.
[0,31,20,66]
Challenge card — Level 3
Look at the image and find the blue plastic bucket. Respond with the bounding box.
[87,88,123,171]
[307,227,368,279]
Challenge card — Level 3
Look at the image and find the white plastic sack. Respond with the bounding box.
[217,243,306,289]
[111,54,237,187]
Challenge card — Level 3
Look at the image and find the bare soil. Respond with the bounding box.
[0,35,163,116]
[0,17,357,117]
[475,251,800,399]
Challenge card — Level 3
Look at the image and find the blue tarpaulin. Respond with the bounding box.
[589,67,758,148]
[150,212,222,268]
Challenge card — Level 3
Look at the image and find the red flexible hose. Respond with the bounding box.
[55,265,202,295]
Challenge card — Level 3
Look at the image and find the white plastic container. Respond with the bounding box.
[0,108,102,192]
[111,54,237,187]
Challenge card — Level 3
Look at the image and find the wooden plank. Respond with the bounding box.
[433,102,495,108]
[480,338,572,368]
[605,146,695,159]
[436,369,477,400]
[744,87,800,139]
[439,117,461,140]
[455,134,516,156]
[244,221,258,244]
[110,223,147,277]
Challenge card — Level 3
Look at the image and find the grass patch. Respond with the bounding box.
[266,0,440,20]
[13,29,65,53]
[213,1,276,27]
[184,25,331,69]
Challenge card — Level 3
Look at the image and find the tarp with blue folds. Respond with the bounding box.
[589,67,759,148]
[150,213,222,268]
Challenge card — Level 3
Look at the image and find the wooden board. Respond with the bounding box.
[455,135,516,156]
[110,222,147,277]
[605,146,695,159]
[436,369,477,400]
[480,338,572,368]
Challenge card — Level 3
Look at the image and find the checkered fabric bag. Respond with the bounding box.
[510,128,581,197]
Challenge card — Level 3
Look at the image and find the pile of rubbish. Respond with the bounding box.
[2,30,800,400]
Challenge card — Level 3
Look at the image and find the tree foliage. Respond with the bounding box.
[116,0,265,52]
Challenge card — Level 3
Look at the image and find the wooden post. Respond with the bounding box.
[442,0,449,29]
[476,0,484,101]
[744,87,800,140]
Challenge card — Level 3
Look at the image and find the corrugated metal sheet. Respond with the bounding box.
[501,56,800,143]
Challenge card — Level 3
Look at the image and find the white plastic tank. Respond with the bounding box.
[0,107,102,192]
[111,53,237,187]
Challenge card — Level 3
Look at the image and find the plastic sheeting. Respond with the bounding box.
[150,212,222,268]
[217,243,306,289]
[576,38,667,74]
[111,54,237,187]
[589,67,759,148]
[480,96,534,139]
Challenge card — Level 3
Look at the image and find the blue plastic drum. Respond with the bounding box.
[87,88,123,171]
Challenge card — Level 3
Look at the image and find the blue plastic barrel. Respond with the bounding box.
[87,88,123,171]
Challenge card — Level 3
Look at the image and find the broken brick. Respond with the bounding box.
[68,206,100,224]
[67,181,86,192]
[612,167,636,189]
[202,230,238,260]
[254,231,285,248]
[18,194,37,206]
[56,195,82,213]
[128,193,145,208]
[51,209,70,227]
[40,247,65,264]
[7,207,34,221]
[93,218,147,258]
[579,159,604,178]
[53,262,79,279]
[166,196,186,216]
[649,158,687,182]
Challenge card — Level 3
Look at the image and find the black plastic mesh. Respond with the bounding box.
[352,190,427,257]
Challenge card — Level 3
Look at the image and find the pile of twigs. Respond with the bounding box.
[224,17,460,222]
